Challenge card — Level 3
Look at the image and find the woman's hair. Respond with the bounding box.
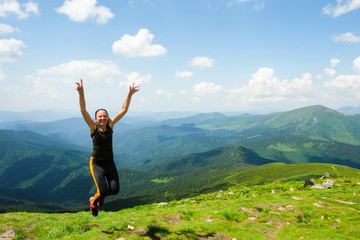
[95,109,109,119]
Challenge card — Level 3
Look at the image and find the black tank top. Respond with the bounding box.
[91,124,114,161]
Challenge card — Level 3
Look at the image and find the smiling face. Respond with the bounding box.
[95,109,109,127]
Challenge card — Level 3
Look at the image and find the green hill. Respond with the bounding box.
[1,174,359,239]
[227,162,360,187]
[246,135,360,169]
[2,127,360,213]
[3,105,360,165]
[114,105,360,164]
[142,144,276,172]
[143,135,360,171]
[2,105,360,213]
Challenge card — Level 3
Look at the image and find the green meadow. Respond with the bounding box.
[2,176,359,240]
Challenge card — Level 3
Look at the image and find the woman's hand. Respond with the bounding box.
[129,82,140,95]
[76,79,84,94]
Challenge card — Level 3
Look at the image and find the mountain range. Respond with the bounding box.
[1,105,360,212]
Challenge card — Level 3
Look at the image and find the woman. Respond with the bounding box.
[76,79,139,216]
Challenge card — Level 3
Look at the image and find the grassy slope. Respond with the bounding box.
[1,176,359,240]
[246,135,360,168]
[226,162,360,187]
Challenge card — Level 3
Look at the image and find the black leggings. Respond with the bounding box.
[90,157,119,206]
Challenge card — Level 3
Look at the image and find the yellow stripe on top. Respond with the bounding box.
[89,156,101,205]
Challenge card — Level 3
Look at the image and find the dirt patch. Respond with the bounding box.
[236,207,261,215]
[133,228,147,235]
[159,214,181,225]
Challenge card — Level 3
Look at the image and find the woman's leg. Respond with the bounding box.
[89,157,108,206]
[105,161,120,196]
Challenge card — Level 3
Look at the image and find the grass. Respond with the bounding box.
[150,177,174,184]
[1,177,360,240]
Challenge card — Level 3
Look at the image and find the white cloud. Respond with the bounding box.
[23,1,38,15]
[36,60,121,81]
[118,72,151,88]
[189,56,215,68]
[323,74,360,103]
[325,68,337,77]
[23,59,123,103]
[112,28,167,57]
[332,32,360,43]
[322,0,360,18]
[0,23,16,34]
[226,68,313,104]
[323,58,340,77]
[193,82,222,96]
[330,58,340,68]
[353,56,360,73]
[56,0,114,24]
[0,38,25,62]
[0,0,39,19]
[156,89,173,99]
[175,71,194,79]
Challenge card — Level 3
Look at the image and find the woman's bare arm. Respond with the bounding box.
[110,82,140,129]
[76,79,96,133]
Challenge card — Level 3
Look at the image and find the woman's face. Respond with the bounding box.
[95,110,109,126]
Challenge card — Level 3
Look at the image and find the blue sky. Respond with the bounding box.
[0,0,360,114]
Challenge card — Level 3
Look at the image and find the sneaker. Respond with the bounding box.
[89,197,98,217]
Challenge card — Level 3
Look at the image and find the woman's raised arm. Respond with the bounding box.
[110,82,140,128]
[76,79,96,133]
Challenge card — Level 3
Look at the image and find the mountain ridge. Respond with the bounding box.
[2,105,360,212]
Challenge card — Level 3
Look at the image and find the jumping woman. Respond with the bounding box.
[76,79,139,216]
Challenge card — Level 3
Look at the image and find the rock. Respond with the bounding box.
[320,173,330,179]
[311,179,336,189]
[157,202,167,207]
[271,189,276,194]
[0,230,16,240]
[277,206,287,211]
[290,187,295,191]
[322,179,336,188]
[303,179,315,188]
[313,202,322,208]
[128,225,135,231]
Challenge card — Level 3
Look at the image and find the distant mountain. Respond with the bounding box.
[0,110,79,123]
[246,134,360,169]
[143,144,277,172]
[0,133,91,206]
[113,105,360,165]
[143,135,360,172]
[0,129,81,150]
[2,105,360,212]
[337,106,360,114]
[0,129,248,211]
[3,105,360,166]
